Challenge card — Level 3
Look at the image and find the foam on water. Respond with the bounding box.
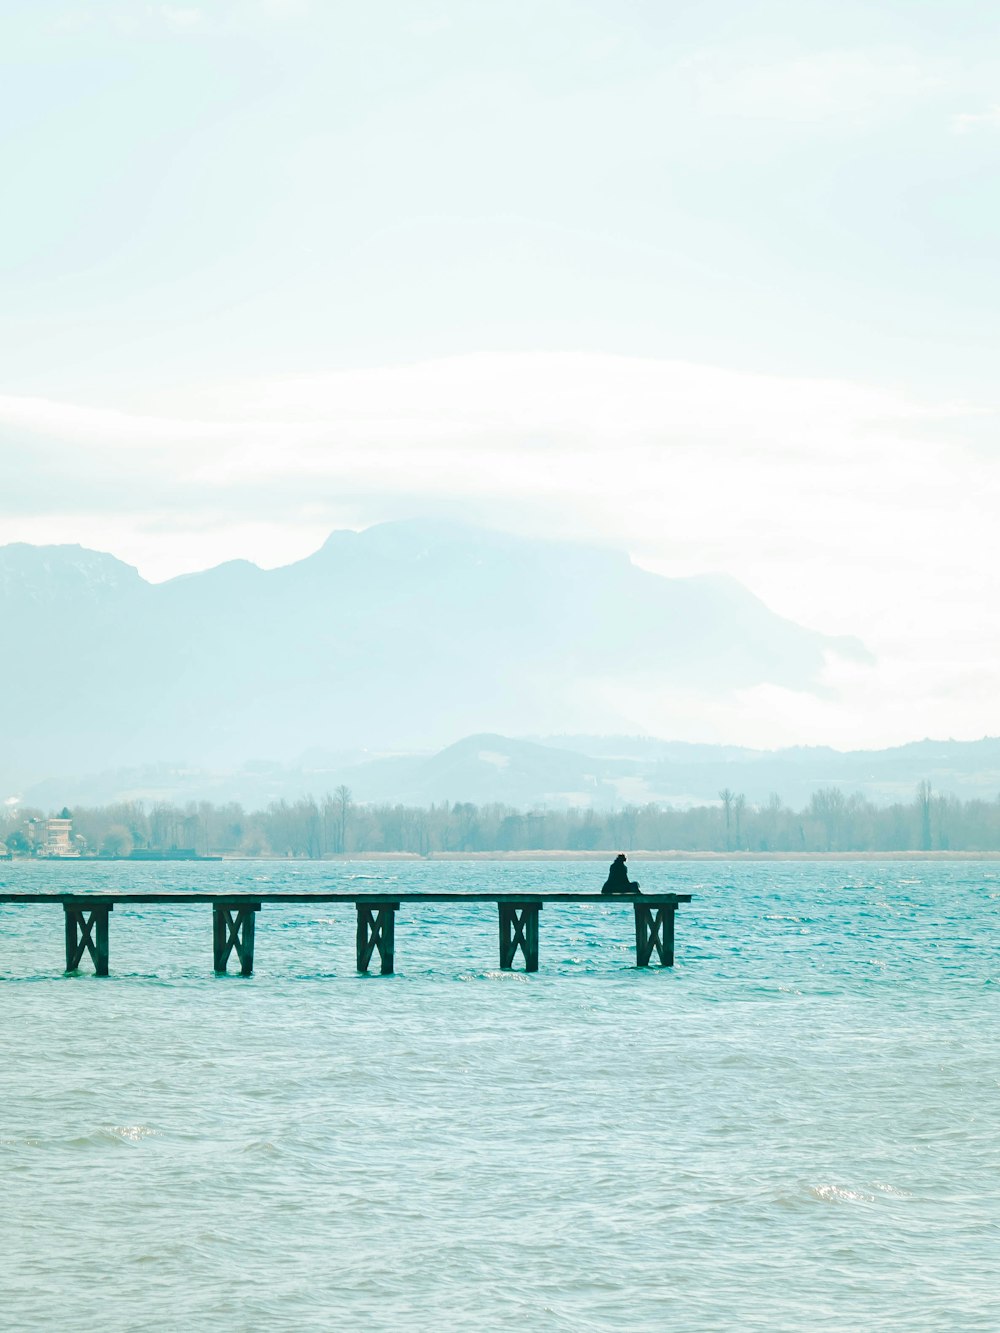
[0,859,997,1330]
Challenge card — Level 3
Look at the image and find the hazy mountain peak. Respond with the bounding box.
[0,522,872,788]
[314,519,632,572]
[162,557,264,587]
[0,542,144,602]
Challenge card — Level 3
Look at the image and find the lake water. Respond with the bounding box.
[0,859,997,1331]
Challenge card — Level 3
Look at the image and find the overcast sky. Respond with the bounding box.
[3,0,1000,749]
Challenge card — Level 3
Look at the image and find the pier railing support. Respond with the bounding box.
[634,902,675,967]
[63,900,112,975]
[356,901,399,974]
[213,901,260,975]
[498,900,541,972]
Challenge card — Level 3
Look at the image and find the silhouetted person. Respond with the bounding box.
[601,852,640,894]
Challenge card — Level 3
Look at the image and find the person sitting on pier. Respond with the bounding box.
[601,853,640,894]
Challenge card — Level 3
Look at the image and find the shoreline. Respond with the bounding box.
[10,850,1000,863]
[323,850,1000,861]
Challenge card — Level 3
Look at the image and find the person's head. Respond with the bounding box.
[616,852,626,862]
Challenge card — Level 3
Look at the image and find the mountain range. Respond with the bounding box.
[17,731,1000,812]
[0,520,868,794]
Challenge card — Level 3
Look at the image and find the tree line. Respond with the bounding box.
[4,779,1000,856]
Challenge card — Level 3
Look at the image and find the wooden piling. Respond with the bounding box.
[634,902,675,967]
[663,903,675,967]
[95,907,110,976]
[498,900,541,971]
[212,901,261,975]
[8,889,691,981]
[65,907,77,973]
[63,900,112,975]
[356,901,399,974]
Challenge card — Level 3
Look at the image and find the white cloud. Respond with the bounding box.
[1,351,997,747]
[243,0,311,20]
[45,1,305,37]
[682,46,941,127]
[953,105,1000,133]
[156,5,205,31]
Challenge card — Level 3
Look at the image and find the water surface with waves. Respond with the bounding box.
[1,858,997,1330]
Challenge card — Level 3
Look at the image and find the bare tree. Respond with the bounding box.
[718,789,735,851]
[335,785,353,855]
[733,793,746,850]
[809,787,847,852]
[917,780,932,851]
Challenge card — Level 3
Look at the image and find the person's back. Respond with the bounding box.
[601,852,640,894]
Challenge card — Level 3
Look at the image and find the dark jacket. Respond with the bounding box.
[601,855,639,894]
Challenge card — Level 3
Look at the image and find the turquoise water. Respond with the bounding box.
[0,859,997,1331]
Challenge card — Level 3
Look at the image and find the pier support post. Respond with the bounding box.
[498,900,541,972]
[356,901,399,974]
[212,901,260,975]
[63,900,113,975]
[634,902,675,967]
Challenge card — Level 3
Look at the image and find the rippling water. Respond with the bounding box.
[1,859,997,1330]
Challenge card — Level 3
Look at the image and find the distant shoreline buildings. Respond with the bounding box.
[0,809,213,861]
[26,811,79,858]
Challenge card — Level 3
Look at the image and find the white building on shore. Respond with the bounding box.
[27,813,78,857]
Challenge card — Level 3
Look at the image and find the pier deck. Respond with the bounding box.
[0,892,692,977]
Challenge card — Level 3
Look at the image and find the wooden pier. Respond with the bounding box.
[0,892,692,977]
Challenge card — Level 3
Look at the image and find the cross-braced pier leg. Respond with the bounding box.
[634,903,675,967]
[498,901,541,971]
[63,901,113,975]
[212,901,260,975]
[356,901,399,974]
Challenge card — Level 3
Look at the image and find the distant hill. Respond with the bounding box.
[19,732,1000,813]
[0,521,867,791]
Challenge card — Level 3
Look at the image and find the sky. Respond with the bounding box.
[2,0,1000,749]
